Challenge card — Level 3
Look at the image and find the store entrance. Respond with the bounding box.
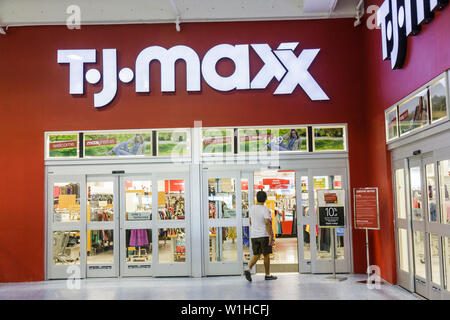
[393,152,450,299]
[47,168,191,279]
[202,163,351,276]
[253,170,299,273]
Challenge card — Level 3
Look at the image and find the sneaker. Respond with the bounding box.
[244,270,252,282]
[264,275,278,280]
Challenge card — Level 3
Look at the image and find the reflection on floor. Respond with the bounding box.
[0,274,418,300]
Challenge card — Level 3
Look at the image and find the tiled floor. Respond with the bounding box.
[0,273,418,300]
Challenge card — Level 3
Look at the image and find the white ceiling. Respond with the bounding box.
[0,0,363,27]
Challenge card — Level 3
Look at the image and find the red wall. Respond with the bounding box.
[0,19,371,282]
[362,1,450,284]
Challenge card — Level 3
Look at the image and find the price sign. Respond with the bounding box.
[317,189,345,228]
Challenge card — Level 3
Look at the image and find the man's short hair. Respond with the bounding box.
[256,190,267,203]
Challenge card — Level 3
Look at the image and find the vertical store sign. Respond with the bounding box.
[57,42,330,108]
[377,0,448,69]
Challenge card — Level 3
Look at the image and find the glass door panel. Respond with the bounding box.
[438,160,450,225]
[47,175,86,279]
[310,170,350,274]
[204,171,242,276]
[120,176,153,277]
[86,177,118,278]
[153,174,190,276]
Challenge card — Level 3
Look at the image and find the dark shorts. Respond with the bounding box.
[251,237,272,256]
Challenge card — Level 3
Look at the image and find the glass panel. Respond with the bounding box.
[47,134,78,158]
[125,229,152,263]
[53,231,80,265]
[125,180,152,221]
[336,228,344,259]
[84,132,152,157]
[208,178,236,219]
[202,128,234,154]
[303,225,311,260]
[243,226,250,263]
[209,227,237,262]
[242,179,249,218]
[445,237,450,290]
[438,160,450,224]
[313,127,346,151]
[87,230,114,264]
[395,169,407,219]
[53,182,80,222]
[385,107,399,141]
[158,228,186,263]
[413,231,426,279]
[410,167,423,221]
[301,176,309,216]
[316,228,332,259]
[313,175,343,260]
[398,88,429,136]
[430,77,448,123]
[157,130,189,156]
[87,181,114,222]
[158,180,185,220]
[398,228,409,272]
[426,164,438,222]
[429,234,441,285]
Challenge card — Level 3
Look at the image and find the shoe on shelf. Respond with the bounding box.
[244,270,252,282]
[264,275,278,280]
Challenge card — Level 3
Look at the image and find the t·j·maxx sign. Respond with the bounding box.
[57,42,329,108]
[377,0,448,70]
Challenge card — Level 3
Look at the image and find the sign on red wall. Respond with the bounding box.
[354,187,380,230]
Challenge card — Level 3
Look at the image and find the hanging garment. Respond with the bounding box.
[130,229,149,247]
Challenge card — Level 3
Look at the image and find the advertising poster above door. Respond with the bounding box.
[84,131,152,157]
[353,187,380,230]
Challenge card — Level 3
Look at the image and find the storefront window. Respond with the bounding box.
[157,130,189,156]
[312,126,346,151]
[158,228,186,263]
[438,160,450,225]
[395,169,407,219]
[202,128,234,154]
[398,89,429,136]
[158,180,185,220]
[429,77,448,123]
[53,231,80,265]
[125,180,152,221]
[47,134,79,158]
[238,127,307,153]
[84,131,152,157]
[385,107,399,141]
[53,182,80,223]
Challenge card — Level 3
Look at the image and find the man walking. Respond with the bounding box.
[244,190,277,281]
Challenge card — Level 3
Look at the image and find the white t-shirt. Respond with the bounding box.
[249,204,271,238]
